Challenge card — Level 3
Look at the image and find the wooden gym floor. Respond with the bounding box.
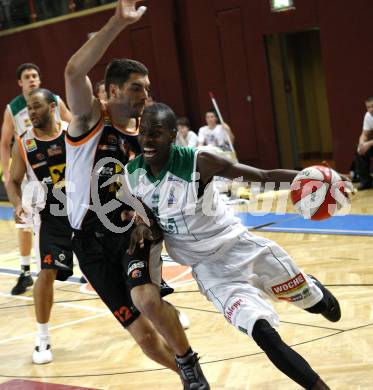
[0,189,372,389]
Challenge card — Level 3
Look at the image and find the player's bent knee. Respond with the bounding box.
[131,284,162,316]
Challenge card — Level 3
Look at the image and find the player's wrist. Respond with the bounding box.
[109,15,131,29]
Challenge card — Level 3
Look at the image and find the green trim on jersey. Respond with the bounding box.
[8,94,59,117]
[127,145,196,185]
[8,95,27,116]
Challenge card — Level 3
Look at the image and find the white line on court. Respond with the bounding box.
[0,312,109,345]
[0,291,108,313]
[167,267,192,283]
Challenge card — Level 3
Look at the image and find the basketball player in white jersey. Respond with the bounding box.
[1,63,71,295]
[64,1,208,388]
[124,103,342,390]
[7,88,72,364]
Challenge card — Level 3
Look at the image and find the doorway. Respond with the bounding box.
[265,30,333,169]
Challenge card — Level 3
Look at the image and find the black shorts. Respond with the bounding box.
[72,228,162,328]
[35,214,73,281]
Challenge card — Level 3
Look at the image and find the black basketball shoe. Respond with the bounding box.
[11,272,33,295]
[308,275,341,322]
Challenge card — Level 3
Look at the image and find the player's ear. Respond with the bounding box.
[109,84,118,99]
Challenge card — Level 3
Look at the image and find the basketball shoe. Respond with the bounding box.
[32,335,53,364]
[308,275,341,322]
[11,272,33,295]
[176,351,210,390]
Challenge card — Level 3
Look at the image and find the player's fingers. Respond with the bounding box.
[134,6,146,20]
[128,233,138,255]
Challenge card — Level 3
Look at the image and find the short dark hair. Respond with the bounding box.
[206,108,220,123]
[16,63,41,80]
[366,96,373,103]
[28,88,55,104]
[176,117,191,128]
[104,59,148,98]
[142,102,177,133]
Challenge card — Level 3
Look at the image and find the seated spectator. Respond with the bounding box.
[175,117,198,147]
[94,80,107,102]
[355,96,373,190]
[198,109,234,152]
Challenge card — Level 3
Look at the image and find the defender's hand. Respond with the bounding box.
[128,224,154,255]
[114,0,147,26]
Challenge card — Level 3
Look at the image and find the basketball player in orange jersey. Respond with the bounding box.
[1,63,71,295]
[7,88,72,364]
[125,102,345,390]
[64,1,208,388]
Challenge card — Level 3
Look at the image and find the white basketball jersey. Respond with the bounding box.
[125,145,245,265]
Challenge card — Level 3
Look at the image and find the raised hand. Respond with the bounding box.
[114,0,147,26]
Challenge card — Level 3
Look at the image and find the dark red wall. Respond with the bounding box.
[1,0,372,170]
[0,1,184,118]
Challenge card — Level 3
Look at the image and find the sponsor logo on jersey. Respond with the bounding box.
[225,298,243,324]
[167,186,177,206]
[49,164,66,184]
[271,273,307,296]
[131,269,142,279]
[24,118,32,128]
[47,144,63,156]
[32,161,48,169]
[25,138,37,152]
[127,261,145,276]
[167,176,183,183]
[97,144,118,152]
[107,134,117,145]
[36,153,45,161]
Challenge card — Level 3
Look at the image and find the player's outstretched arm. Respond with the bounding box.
[65,0,147,136]
[197,150,298,188]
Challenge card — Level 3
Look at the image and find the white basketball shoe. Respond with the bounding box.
[32,335,53,364]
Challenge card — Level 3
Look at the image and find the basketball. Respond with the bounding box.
[290,165,349,220]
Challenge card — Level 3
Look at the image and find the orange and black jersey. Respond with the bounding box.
[17,123,68,215]
[65,111,141,232]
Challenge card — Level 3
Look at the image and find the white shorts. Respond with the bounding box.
[190,230,323,337]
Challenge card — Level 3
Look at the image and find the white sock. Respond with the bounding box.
[20,255,31,266]
[37,322,49,338]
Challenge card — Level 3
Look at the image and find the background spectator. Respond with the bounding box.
[198,109,234,152]
[175,117,198,147]
[355,96,373,190]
